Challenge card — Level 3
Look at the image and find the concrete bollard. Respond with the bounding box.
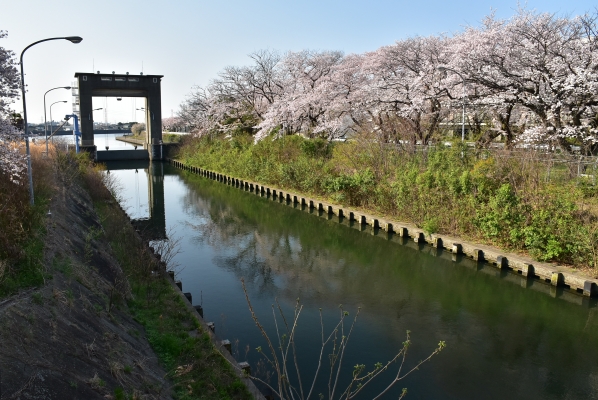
[397,226,408,237]
[221,339,232,353]
[327,205,333,214]
[370,219,379,229]
[521,263,534,278]
[551,272,564,287]
[337,209,344,218]
[167,270,174,280]
[386,223,394,233]
[584,281,597,297]
[433,237,443,248]
[472,249,484,261]
[414,232,425,243]
[309,200,315,209]
[184,292,192,303]
[207,322,215,332]
[451,243,462,254]
[194,305,204,317]
[238,362,251,375]
[175,280,182,290]
[496,256,508,269]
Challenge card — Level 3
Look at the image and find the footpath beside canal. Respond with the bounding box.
[168,158,598,303]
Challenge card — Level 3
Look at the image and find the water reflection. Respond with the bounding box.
[111,163,598,400]
[104,161,166,240]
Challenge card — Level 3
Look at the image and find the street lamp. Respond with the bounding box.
[44,86,71,155]
[437,66,466,142]
[89,107,103,121]
[48,100,67,146]
[20,36,83,204]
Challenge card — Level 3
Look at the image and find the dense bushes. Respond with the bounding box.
[177,134,598,268]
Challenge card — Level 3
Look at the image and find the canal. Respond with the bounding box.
[106,161,598,400]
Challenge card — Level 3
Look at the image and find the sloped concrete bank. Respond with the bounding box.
[168,158,598,306]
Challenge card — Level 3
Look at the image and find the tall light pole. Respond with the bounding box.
[44,86,71,155]
[437,66,466,142]
[20,36,83,204]
[89,107,103,121]
[48,100,67,146]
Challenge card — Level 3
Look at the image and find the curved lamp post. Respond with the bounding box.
[89,107,103,121]
[437,66,466,142]
[20,36,83,205]
[44,86,71,154]
[48,100,67,145]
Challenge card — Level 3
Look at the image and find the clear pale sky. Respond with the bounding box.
[1,0,595,124]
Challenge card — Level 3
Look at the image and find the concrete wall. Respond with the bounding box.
[96,149,149,162]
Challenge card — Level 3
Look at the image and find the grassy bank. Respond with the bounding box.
[78,154,253,399]
[176,134,598,271]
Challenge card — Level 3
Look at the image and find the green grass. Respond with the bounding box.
[176,134,598,268]
[0,222,48,298]
[127,284,250,399]
[88,171,253,399]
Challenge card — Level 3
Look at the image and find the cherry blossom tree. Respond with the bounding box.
[162,116,184,132]
[452,9,598,150]
[0,31,25,185]
[178,86,211,134]
[209,50,284,136]
[0,31,19,116]
[360,36,450,145]
[256,50,344,140]
[178,8,598,148]
[0,117,25,184]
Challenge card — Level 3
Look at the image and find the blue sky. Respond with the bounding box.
[1,0,595,123]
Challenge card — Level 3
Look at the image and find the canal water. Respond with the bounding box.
[45,133,137,150]
[106,162,598,400]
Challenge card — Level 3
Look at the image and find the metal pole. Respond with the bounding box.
[461,81,465,142]
[44,86,70,155]
[20,49,34,205]
[50,107,54,145]
[48,100,67,149]
[19,36,83,205]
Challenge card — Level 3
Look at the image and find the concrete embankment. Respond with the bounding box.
[168,158,598,305]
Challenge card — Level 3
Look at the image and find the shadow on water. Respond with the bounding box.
[112,163,598,400]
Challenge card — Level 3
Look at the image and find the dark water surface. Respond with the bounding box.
[107,162,598,400]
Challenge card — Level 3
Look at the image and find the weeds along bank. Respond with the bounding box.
[0,144,253,399]
[0,143,52,296]
[177,134,598,271]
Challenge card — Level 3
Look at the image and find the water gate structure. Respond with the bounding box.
[73,72,164,161]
